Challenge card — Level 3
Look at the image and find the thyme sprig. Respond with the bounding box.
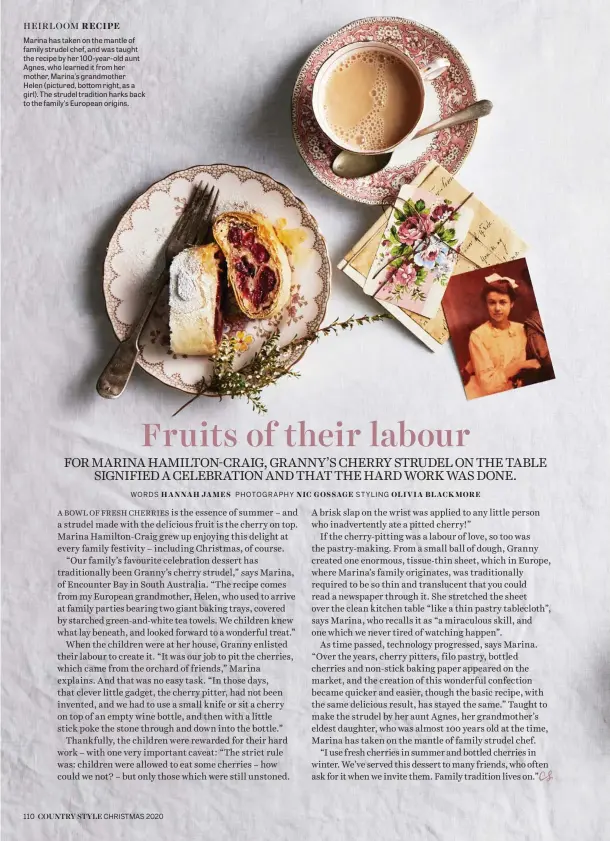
[173,313,391,416]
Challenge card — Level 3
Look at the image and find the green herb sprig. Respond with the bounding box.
[173,313,392,416]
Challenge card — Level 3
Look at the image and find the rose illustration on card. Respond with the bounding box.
[365,186,473,319]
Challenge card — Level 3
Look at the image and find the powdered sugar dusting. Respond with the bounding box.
[169,249,207,314]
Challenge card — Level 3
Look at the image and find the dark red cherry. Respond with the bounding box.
[242,230,256,249]
[228,226,242,246]
[251,243,270,264]
[258,266,277,297]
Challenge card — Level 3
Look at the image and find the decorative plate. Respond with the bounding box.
[292,17,477,205]
[103,164,331,394]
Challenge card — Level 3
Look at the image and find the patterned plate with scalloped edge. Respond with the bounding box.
[103,165,331,394]
[292,17,477,205]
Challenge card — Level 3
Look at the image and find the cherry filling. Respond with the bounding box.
[214,289,223,344]
[242,230,255,249]
[258,266,277,299]
[235,265,277,311]
[227,224,278,312]
[228,226,270,264]
[213,251,226,344]
[234,255,256,277]
[227,226,242,246]
[251,243,270,263]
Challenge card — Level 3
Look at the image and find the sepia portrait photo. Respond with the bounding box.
[442,257,555,400]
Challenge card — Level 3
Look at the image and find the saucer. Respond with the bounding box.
[292,17,477,205]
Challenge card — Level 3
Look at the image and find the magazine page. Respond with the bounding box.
[2,1,609,840]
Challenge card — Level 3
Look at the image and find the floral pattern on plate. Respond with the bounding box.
[103,165,331,394]
[292,17,477,205]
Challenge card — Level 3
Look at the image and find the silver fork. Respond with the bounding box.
[97,183,219,399]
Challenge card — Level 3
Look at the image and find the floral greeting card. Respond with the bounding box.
[364,186,474,319]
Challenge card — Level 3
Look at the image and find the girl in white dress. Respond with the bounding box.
[465,275,540,400]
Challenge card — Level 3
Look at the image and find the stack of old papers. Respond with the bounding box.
[338,161,528,351]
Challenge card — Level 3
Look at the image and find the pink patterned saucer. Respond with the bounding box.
[292,17,477,205]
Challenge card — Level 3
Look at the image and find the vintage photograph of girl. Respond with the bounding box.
[442,257,555,400]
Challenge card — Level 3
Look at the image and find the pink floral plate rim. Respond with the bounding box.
[292,16,478,205]
[102,163,332,395]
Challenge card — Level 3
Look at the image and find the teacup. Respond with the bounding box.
[312,41,449,155]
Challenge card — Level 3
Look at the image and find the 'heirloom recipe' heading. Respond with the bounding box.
[23,22,120,30]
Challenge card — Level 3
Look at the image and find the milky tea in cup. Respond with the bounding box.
[316,43,425,154]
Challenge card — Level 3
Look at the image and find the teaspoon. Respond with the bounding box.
[331,100,493,179]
